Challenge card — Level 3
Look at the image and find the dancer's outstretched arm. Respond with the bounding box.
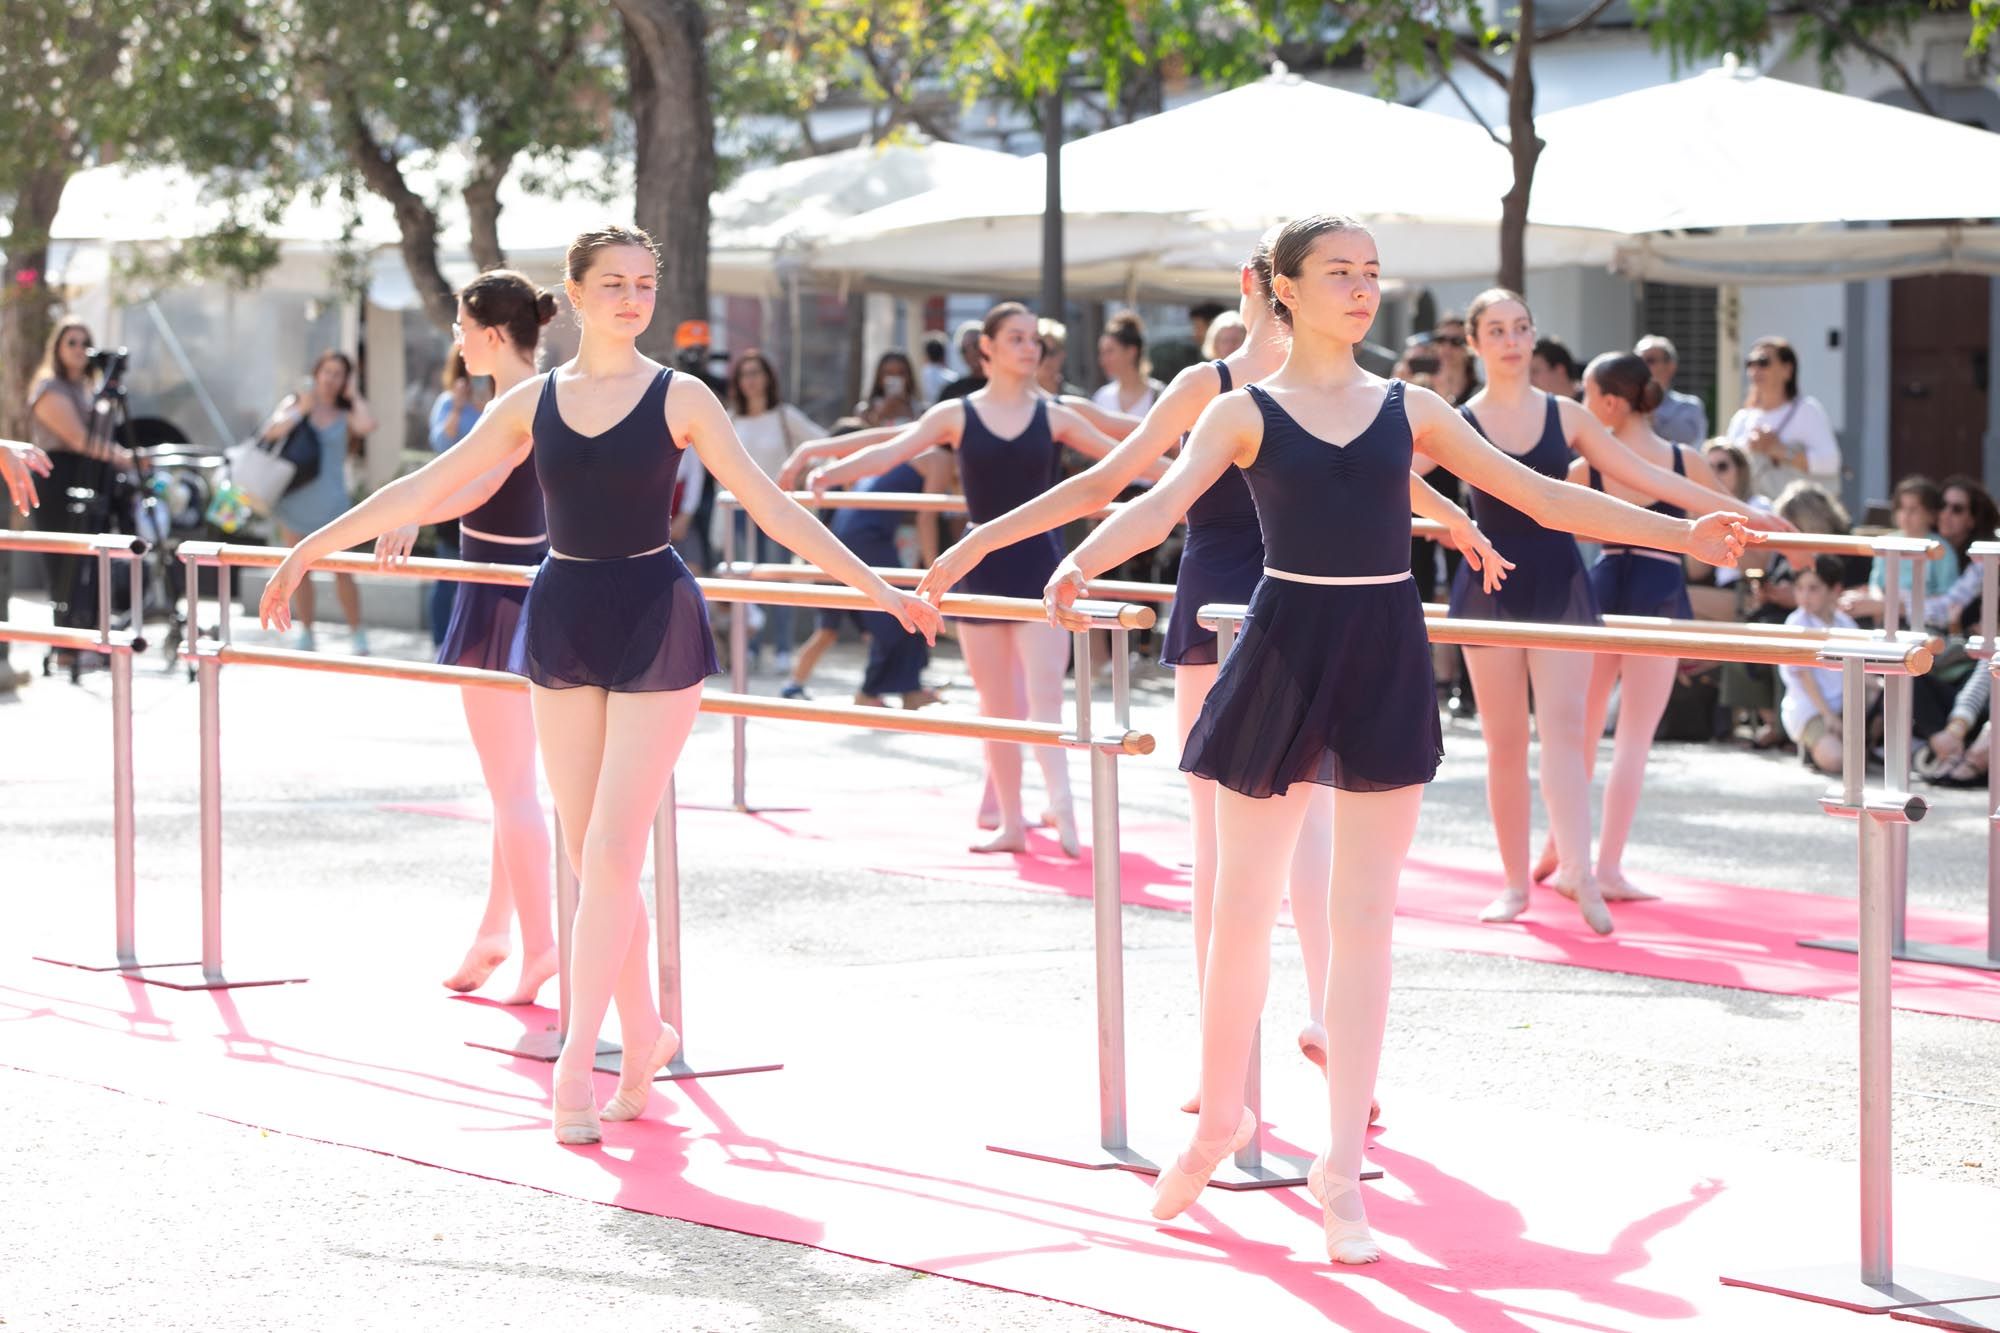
[261,378,542,629]
[1044,393,1260,630]
[807,403,963,494]
[676,376,939,642]
[777,424,902,490]
[1559,398,1791,531]
[918,365,1220,602]
[374,459,538,566]
[1052,395,1141,441]
[1411,387,1757,564]
[1407,474,1512,595]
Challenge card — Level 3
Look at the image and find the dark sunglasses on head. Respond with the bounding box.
[1746,355,1774,368]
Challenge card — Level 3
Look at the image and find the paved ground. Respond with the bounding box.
[2,596,1996,1332]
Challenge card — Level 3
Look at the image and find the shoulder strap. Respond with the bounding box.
[1588,465,1604,492]
[1213,359,1233,394]
[1671,443,1686,478]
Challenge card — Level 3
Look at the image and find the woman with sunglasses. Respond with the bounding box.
[1726,337,1841,500]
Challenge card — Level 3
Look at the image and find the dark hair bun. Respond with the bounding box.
[535,291,558,326]
[1638,379,1665,414]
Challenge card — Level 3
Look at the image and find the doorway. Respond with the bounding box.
[1889,274,1991,484]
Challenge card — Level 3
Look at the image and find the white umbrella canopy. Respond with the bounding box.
[1533,59,2000,281]
[809,72,1621,292]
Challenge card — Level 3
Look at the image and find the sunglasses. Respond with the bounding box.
[1746,355,1774,368]
[1944,500,1970,514]
[1433,334,1465,347]
[1712,460,1736,471]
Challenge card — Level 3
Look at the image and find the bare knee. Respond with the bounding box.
[579,825,647,885]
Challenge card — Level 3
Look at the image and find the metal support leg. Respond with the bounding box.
[590,779,782,1082]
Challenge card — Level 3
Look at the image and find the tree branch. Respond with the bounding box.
[1450,35,1511,90]
[1801,0,1939,117]
[1429,49,1506,147]
[1534,0,1618,45]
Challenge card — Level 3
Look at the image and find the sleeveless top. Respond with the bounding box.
[955,397,1061,524]
[1241,381,1412,579]
[1589,443,1685,556]
[531,367,679,560]
[1459,394,1571,540]
[833,459,924,547]
[461,432,546,540]
[1185,361,1259,529]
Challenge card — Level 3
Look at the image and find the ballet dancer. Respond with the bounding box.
[369,271,563,1003]
[915,238,1509,1102]
[261,225,939,1144]
[1534,351,1734,901]
[1045,214,1754,1263]
[805,301,1128,858]
[1442,289,1780,934]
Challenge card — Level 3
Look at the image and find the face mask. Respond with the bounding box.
[882,374,907,398]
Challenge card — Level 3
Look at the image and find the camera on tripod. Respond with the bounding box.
[86,345,129,388]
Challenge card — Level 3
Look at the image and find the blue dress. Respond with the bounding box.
[436,438,547,675]
[1161,361,1265,668]
[1587,445,1694,621]
[520,367,719,692]
[273,414,352,535]
[1180,381,1441,797]
[1446,394,1601,626]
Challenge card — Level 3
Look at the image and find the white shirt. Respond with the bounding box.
[1779,605,1859,739]
[1726,395,1841,500]
[729,404,825,481]
[1092,380,1159,417]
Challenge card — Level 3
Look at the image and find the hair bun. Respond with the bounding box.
[535,291,558,325]
[1639,379,1665,414]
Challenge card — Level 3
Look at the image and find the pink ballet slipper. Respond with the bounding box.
[601,1025,681,1122]
[552,1076,601,1145]
[1151,1108,1255,1220]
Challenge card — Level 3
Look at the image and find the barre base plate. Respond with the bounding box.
[466,1030,619,1063]
[1798,937,2000,973]
[1722,1264,2000,1314]
[987,1138,1378,1191]
[592,1046,784,1082]
[92,960,308,991]
[1893,1296,2000,1329]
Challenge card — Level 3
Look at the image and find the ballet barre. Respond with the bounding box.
[4,532,174,979]
[1196,600,1994,1314]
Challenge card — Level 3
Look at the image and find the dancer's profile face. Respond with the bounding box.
[569,245,657,339]
[1581,374,1627,429]
[454,301,503,377]
[1274,230,1380,343]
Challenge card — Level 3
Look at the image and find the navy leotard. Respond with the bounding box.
[1588,444,1694,620]
[1446,394,1601,626]
[436,415,548,674]
[518,366,718,691]
[955,397,1065,603]
[1162,361,1267,668]
[1180,380,1441,797]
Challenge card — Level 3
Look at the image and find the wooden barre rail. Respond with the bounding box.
[209,643,1154,755]
[175,543,1156,631]
[0,531,148,558]
[725,490,1453,540]
[1200,604,1933,673]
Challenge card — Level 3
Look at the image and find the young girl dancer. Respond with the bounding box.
[262,225,939,1144]
[915,241,1508,1102]
[1045,215,1753,1263]
[1546,352,1733,901]
[806,302,1125,858]
[1444,289,1777,934]
[370,271,562,1004]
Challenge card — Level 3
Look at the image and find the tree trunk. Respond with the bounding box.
[337,98,458,332]
[0,161,71,444]
[615,0,715,364]
[464,157,509,273]
[1497,0,1540,294]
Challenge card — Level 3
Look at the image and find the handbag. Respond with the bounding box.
[224,434,297,516]
[276,415,322,491]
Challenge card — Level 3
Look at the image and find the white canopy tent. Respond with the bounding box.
[1531,61,2000,283]
[808,73,1622,297]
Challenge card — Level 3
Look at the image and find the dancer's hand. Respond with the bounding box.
[806,466,835,499]
[778,440,835,490]
[1446,514,1514,595]
[374,523,419,568]
[877,589,940,645]
[1687,513,1759,568]
[1737,508,1796,534]
[917,533,981,606]
[0,441,51,515]
[1043,560,1092,632]
[259,549,311,632]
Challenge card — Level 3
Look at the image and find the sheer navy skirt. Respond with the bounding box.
[522,546,719,692]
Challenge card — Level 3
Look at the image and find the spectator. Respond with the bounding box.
[1530,336,1581,399]
[1726,335,1841,499]
[1187,300,1229,357]
[1093,310,1164,415]
[1917,476,1997,635]
[26,319,129,654]
[936,320,987,402]
[721,348,828,670]
[919,333,954,404]
[1921,666,1990,788]
[1781,555,1869,775]
[1430,313,1478,407]
[1202,311,1247,360]
[1036,318,1085,397]
[856,350,921,428]
[1635,334,1708,446]
[1840,475,1963,622]
[260,349,377,652]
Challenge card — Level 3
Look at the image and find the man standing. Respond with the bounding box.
[1636,334,1709,446]
[936,319,987,402]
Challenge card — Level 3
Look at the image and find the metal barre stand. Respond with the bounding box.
[13,534,193,977]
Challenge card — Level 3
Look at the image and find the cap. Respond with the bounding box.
[674,320,711,350]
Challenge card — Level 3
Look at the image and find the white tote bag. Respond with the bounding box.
[224,435,297,516]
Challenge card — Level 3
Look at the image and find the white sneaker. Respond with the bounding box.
[290,626,316,652]
[351,629,371,656]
